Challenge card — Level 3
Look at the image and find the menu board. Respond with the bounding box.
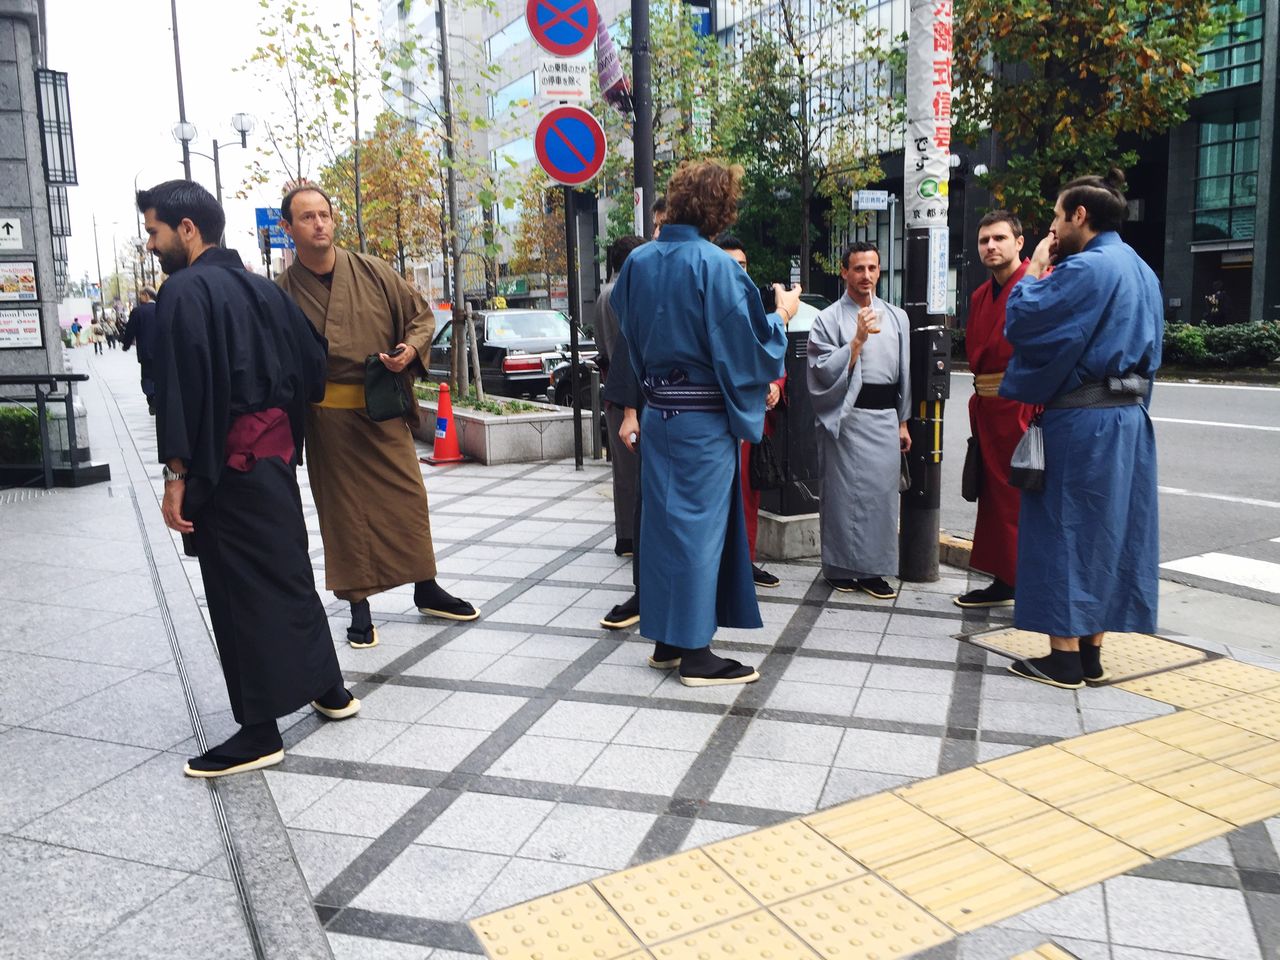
[0,307,43,348]
[0,261,38,301]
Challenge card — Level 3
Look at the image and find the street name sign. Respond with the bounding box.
[255,207,293,249]
[855,190,890,211]
[526,0,598,58]
[535,106,606,186]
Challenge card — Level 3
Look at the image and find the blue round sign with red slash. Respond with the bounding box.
[526,0,598,58]
[535,106,607,186]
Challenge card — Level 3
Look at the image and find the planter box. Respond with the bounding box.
[412,400,594,465]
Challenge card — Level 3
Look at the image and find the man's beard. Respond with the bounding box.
[156,246,188,276]
[1054,230,1084,258]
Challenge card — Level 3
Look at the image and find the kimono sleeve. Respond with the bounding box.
[706,262,787,443]
[153,283,212,471]
[806,305,862,438]
[377,259,436,362]
[894,306,912,423]
[1000,258,1108,405]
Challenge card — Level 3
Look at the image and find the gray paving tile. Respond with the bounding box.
[287,827,374,896]
[1002,884,1109,942]
[813,607,891,633]
[735,719,844,766]
[474,655,569,687]
[14,754,223,871]
[485,602,567,626]
[488,735,606,784]
[976,741,1029,762]
[0,728,155,833]
[526,701,636,742]
[327,932,434,960]
[352,685,453,723]
[864,663,955,695]
[291,718,410,763]
[613,708,723,750]
[29,670,196,750]
[883,613,963,638]
[982,674,1081,704]
[420,692,529,731]
[41,572,161,615]
[577,743,699,795]
[575,663,666,697]
[441,628,532,655]
[35,614,174,670]
[765,680,860,716]
[414,793,555,855]
[291,779,430,838]
[0,652,138,726]
[833,728,942,778]
[518,802,658,869]
[680,819,754,850]
[1168,836,1236,867]
[711,756,831,813]
[878,634,962,662]
[818,768,911,807]
[981,699,1084,738]
[854,688,952,725]
[263,770,343,822]
[1110,946,1217,959]
[370,724,491,771]
[467,856,606,917]
[75,874,253,960]
[800,628,883,655]
[1106,875,1261,959]
[509,634,599,661]
[352,844,509,920]
[781,657,870,687]
[402,649,503,681]
[0,835,186,960]
[1083,708,1172,733]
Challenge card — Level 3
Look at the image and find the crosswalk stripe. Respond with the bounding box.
[1158,486,1280,510]
[1161,552,1280,595]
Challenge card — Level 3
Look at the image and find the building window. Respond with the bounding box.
[48,185,71,237]
[1193,106,1260,242]
[1200,0,1264,91]
[36,69,78,186]
[491,136,535,171]
[489,72,536,119]
[488,17,529,61]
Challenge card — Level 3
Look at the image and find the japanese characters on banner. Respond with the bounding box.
[905,0,952,229]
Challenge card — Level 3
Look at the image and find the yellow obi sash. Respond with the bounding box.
[314,381,365,410]
[973,372,1004,398]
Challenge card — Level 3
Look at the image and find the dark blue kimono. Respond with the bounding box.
[1001,231,1162,636]
[612,224,787,647]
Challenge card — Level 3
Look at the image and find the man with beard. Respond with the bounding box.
[1001,172,1162,688]
[807,242,912,600]
[138,179,358,778]
[955,212,1037,609]
[277,184,476,648]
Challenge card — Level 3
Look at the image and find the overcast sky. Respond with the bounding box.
[47,0,374,283]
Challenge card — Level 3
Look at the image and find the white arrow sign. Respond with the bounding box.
[0,218,21,250]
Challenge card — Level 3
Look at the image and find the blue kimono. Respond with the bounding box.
[612,224,787,647]
[1001,231,1163,636]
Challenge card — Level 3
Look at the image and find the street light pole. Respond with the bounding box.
[92,214,105,312]
[170,0,191,180]
[631,0,655,238]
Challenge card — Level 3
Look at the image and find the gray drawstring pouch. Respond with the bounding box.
[1009,417,1045,492]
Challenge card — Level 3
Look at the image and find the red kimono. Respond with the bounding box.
[967,261,1036,585]
[740,374,787,560]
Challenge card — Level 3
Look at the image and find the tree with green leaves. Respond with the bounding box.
[508,170,567,305]
[953,0,1227,229]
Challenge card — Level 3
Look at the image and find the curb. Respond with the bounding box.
[939,532,972,569]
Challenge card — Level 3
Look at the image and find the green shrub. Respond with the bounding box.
[1163,323,1207,365]
[1163,321,1280,368]
[0,406,41,464]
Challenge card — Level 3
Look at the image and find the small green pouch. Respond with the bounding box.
[363,353,412,422]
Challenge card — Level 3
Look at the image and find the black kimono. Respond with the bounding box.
[153,247,341,725]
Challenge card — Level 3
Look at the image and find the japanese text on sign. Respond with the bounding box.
[539,59,592,101]
[905,0,953,228]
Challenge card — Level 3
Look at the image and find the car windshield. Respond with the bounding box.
[485,311,570,341]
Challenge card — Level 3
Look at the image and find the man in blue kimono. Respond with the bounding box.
[1000,172,1162,689]
[611,160,795,686]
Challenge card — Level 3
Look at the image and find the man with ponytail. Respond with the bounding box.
[998,171,1163,689]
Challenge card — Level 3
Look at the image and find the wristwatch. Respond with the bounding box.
[162,465,188,482]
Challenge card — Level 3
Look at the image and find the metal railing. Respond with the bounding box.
[0,373,91,489]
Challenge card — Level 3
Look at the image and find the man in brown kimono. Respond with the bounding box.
[277,185,477,647]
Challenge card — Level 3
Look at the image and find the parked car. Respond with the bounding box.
[425,309,597,401]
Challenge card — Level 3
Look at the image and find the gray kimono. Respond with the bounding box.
[806,293,911,578]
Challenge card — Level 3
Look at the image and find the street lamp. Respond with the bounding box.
[172,115,256,244]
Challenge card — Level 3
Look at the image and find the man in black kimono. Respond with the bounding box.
[138,180,360,778]
[120,285,158,413]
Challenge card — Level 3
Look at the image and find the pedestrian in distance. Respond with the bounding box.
[276,184,478,649]
[121,285,159,414]
[807,241,912,601]
[138,179,359,778]
[955,211,1038,609]
[89,317,104,355]
[1000,170,1162,689]
[611,160,798,686]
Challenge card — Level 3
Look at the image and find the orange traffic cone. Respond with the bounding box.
[424,382,466,464]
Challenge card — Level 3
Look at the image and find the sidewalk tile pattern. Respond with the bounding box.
[969,628,1209,683]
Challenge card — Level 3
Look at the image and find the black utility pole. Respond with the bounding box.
[170,0,191,180]
[564,188,583,468]
[631,0,654,237]
[438,0,467,395]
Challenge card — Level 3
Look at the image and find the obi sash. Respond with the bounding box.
[225,408,295,472]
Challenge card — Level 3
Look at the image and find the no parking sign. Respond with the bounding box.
[526,0,598,58]
[534,106,606,186]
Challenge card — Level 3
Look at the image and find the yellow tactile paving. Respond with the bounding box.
[966,629,1206,682]
[1143,760,1280,826]
[979,746,1130,807]
[702,820,865,905]
[1062,782,1234,857]
[648,910,816,959]
[1175,659,1280,693]
[469,883,644,960]
[973,809,1149,894]
[594,849,758,946]
[1056,726,1205,780]
[1116,671,1238,708]
[1219,741,1280,787]
[1129,710,1273,761]
[876,838,1057,932]
[804,794,966,870]
[771,875,953,959]
[1011,944,1079,960]
[895,767,1054,836]
[1197,694,1280,739]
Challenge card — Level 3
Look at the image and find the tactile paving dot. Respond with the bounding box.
[875,838,1057,933]
[972,809,1148,894]
[469,883,643,960]
[1176,659,1280,693]
[1062,782,1233,857]
[1117,672,1238,708]
[703,820,865,905]
[804,794,966,870]
[1143,760,1280,826]
[594,848,757,946]
[1129,710,1272,761]
[771,874,953,959]
[979,746,1130,807]
[895,768,1053,836]
[1056,726,1204,780]
[1197,695,1280,739]
[1220,741,1280,787]
[648,910,816,959]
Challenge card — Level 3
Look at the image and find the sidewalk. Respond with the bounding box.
[2,348,1277,960]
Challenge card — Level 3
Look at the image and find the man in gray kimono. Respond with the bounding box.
[807,241,912,600]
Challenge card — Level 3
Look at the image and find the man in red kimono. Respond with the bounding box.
[955,211,1037,608]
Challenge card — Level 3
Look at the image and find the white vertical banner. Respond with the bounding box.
[905,0,952,231]
[927,226,950,314]
[633,188,644,236]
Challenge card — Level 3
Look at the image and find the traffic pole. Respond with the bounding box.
[564,186,584,469]
[631,0,654,237]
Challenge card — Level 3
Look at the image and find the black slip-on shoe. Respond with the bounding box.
[954,583,1016,608]
[824,576,857,593]
[857,577,898,600]
[679,660,760,687]
[752,565,781,588]
[601,595,640,629]
[183,748,284,778]
[347,625,379,648]
[312,694,361,720]
[614,538,634,557]
[1008,656,1085,690]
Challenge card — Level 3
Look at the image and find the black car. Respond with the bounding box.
[425,309,597,402]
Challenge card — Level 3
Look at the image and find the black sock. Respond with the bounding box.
[315,681,352,709]
[1080,644,1104,676]
[653,641,684,662]
[349,599,372,632]
[678,646,719,672]
[217,720,282,758]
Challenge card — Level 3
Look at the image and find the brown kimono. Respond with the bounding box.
[278,248,438,602]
